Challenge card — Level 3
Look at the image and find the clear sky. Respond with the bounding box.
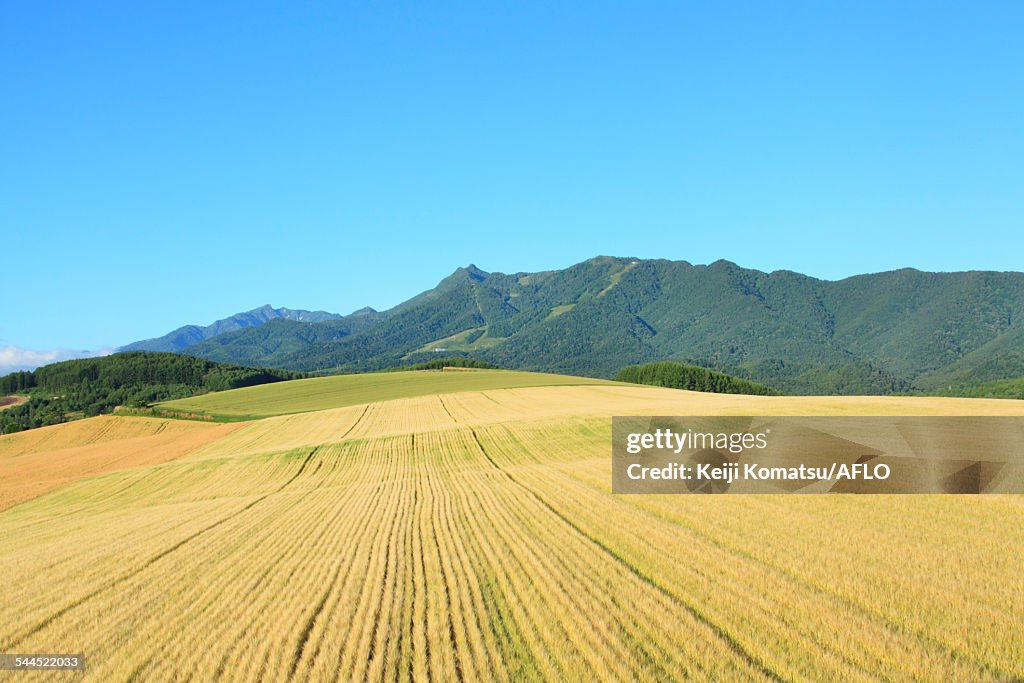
[2,2,1023,361]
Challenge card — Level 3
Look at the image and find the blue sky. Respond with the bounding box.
[2,2,1023,363]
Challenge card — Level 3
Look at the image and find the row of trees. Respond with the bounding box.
[384,357,498,372]
[615,361,780,396]
[0,370,34,394]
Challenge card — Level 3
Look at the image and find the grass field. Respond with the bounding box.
[158,368,616,419]
[1,370,1022,681]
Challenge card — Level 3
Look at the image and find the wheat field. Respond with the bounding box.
[157,368,616,419]
[2,371,1022,681]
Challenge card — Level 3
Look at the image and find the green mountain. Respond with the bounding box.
[181,311,384,370]
[166,257,1024,394]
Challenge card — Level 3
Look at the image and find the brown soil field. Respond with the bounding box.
[0,395,28,410]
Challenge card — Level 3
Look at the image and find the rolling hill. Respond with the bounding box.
[158,368,617,419]
[2,370,1022,680]
[145,257,1024,395]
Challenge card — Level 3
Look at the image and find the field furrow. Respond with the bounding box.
[3,379,1023,681]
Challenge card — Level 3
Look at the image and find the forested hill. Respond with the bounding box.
[131,257,1024,395]
[0,353,306,434]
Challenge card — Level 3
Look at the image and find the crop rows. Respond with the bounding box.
[0,416,239,511]
[2,384,1022,680]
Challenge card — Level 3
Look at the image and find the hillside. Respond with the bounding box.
[936,377,1024,400]
[164,257,1024,395]
[182,310,383,369]
[2,372,1022,680]
[159,368,616,419]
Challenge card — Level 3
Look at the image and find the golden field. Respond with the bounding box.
[0,416,242,512]
[1,370,1022,681]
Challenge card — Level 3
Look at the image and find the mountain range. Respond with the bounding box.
[120,257,1024,394]
[120,305,346,353]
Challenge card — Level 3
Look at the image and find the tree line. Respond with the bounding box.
[0,352,306,434]
[615,361,780,396]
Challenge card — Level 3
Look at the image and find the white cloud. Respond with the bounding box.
[0,345,114,374]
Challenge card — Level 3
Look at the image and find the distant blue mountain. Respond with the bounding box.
[119,304,346,353]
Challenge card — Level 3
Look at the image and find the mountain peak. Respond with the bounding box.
[351,306,378,316]
[437,264,489,289]
[119,305,343,353]
[462,264,488,280]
